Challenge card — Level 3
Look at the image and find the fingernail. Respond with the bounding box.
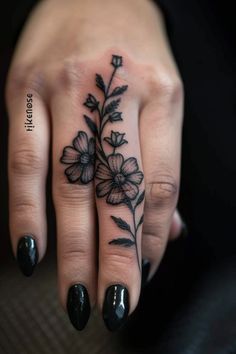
[17,235,38,276]
[141,259,150,288]
[67,284,91,330]
[103,284,129,331]
[179,222,188,239]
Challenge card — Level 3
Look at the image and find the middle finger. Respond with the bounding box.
[92,55,145,331]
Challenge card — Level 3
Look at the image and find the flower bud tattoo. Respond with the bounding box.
[60,55,145,271]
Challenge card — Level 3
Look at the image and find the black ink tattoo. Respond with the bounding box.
[60,55,145,271]
[60,131,95,183]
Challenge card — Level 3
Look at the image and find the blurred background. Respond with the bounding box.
[0,1,236,353]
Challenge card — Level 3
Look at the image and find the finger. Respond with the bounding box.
[169,209,185,241]
[140,76,183,279]
[6,76,49,276]
[94,55,145,331]
[51,81,97,330]
[141,209,185,287]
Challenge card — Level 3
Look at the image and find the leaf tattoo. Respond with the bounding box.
[110,216,131,232]
[109,112,123,122]
[104,98,121,115]
[96,74,106,93]
[60,55,145,271]
[84,115,98,134]
[109,85,128,97]
[137,214,144,228]
[109,238,135,247]
[135,190,145,208]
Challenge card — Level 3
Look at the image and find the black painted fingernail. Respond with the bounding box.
[179,222,188,239]
[103,284,129,332]
[67,284,91,330]
[17,235,38,276]
[141,259,150,288]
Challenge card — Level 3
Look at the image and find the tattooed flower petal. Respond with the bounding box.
[80,163,94,184]
[104,131,127,147]
[61,131,95,185]
[73,131,88,153]
[96,163,112,180]
[116,133,125,144]
[84,94,99,112]
[121,157,139,175]
[126,171,144,185]
[96,180,113,197]
[96,155,143,205]
[106,186,126,204]
[111,131,117,142]
[60,146,80,164]
[122,181,139,199]
[104,137,113,145]
[109,112,122,122]
[108,153,124,173]
[65,163,83,183]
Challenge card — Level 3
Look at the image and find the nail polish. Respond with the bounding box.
[17,235,38,276]
[103,284,129,331]
[67,284,91,330]
[141,259,150,288]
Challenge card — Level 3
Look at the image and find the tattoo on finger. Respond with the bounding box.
[60,55,145,271]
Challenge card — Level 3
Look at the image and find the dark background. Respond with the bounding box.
[0,1,236,353]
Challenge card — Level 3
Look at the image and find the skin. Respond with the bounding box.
[6,0,183,319]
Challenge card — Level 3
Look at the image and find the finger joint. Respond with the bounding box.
[146,175,179,210]
[10,147,45,176]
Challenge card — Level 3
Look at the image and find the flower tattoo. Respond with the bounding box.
[104,131,127,148]
[60,131,95,184]
[96,154,143,204]
[60,55,145,271]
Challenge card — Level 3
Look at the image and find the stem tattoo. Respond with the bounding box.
[60,55,145,271]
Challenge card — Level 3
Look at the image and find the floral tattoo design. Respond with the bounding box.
[60,132,95,183]
[60,55,145,271]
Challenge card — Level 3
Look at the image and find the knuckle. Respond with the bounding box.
[60,238,88,264]
[52,57,129,93]
[143,231,165,252]
[109,71,130,88]
[54,181,94,207]
[103,246,136,269]
[11,196,38,216]
[9,196,42,235]
[10,147,45,175]
[142,232,166,262]
[53,58,85,92]
[145,65,184,104]
[158,75,183,103]
[146,174,179,209]
[6,64,44,100]
[12,197,36,210]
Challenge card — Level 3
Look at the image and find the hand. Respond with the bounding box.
[6,0,183,331]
